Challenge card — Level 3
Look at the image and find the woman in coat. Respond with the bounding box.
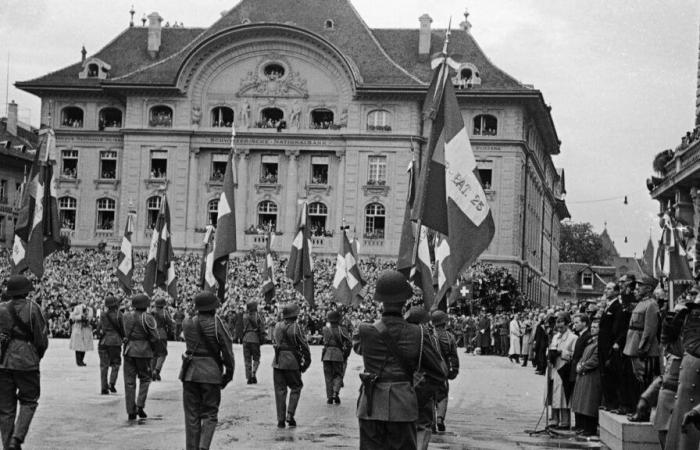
[508,314,522,363]
[571,319,602,436]
[546,312,578,429]
[520,314,533,367]
[69,300,94,366]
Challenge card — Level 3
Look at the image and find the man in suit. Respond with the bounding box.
[353,270,447,449]
[97,295,123,394]
[180,291,234,450]
[0,276,49,450]
[242,301,265,384]
[272,302,310,428]
[321,310,351,404]
[122,294,159,420]
[598,282,623,410]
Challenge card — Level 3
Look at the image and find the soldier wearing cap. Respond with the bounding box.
[180,291,234,450]
[431,310,459,433]
[353,270,447,449]
[623,276,660,398]
[96,295,123,395]
[272,302,310,428]
[0,275,48,450]
[242,301,265,384]
[321,310,351,404]
[122,294,159,420]
[151,298,174,382]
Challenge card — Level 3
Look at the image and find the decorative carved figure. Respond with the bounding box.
[191,105,202,125]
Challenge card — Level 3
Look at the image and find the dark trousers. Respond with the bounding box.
[273,369,303,422]
[98,346,122,390]
[182,381,221,450]
[416,391,435,450]
[75,351,85,365]
[243,342,261,380]
[358,419,417,450]
[323,361,344,399]
[0,369,40,448]
[618,355,640,410]
[123,356,152,414]
[600,351,618,408]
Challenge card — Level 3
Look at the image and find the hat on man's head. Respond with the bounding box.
[131,294,150,310]
[246,301,258,313]
[637,276,659,290]
[374,270,413,307]
[431,310,448,326]
[105,296,119,309]
[194,291,219,312]
[155,298,167,308]
[282,303,300,319]
[4,275,33,297]
[405,306,430,324]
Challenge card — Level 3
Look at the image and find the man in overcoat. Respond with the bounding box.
[242,301,265,384]
[321,310,351,404]
[623,276,660,391]
[97,295,123,394]
[0,276,49,450]
[69,299,94,366]
[180,291,234,450]
[151,298,174,381]
[352,270,447,449]
[598,282,624,410]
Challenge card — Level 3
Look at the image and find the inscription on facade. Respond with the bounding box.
[474,145,502,151]
[206,137,332,146]
[57,136,123,144]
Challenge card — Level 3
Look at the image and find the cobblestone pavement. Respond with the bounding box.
[25,340,606,449]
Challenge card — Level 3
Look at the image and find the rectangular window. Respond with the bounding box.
[582,272,593,288]
[150,150,167,179]
[99,151,117,179]
[368,156,387,185]
[0,180,7,203]
[310,156,329,184]
[260,155,279,183]
[478,169,492,190]
[211,153,228,181]
[61,150,79,178]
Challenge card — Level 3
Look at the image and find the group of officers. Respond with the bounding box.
[0,269,461,450]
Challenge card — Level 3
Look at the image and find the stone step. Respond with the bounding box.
[599,410,658,450]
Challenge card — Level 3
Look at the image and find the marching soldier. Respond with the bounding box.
[97,295,124,394]
[431,310,460,433]
[0,276,49,450]
[122,294,159,420]
[321,310,351,404]
[151,298,174,381]
[180,291,234,450]
[353,271,447,449]
[242,301,265,384]
[272,302,310,428]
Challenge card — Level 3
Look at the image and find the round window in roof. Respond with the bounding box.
[263,63,285,80]
[325,19,334,29]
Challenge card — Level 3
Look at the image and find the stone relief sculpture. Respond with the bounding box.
[191,105,202,125]
[290,101,302,129]
[240,102,251,128]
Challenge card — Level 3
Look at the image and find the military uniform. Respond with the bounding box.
[321,311,350,404]
[173,309,185,341]
[242,302,265,384]
[623,277,660,390]
[97,296,123,394]
[272,303,310,428]
[0,276,49,450]
[181,292,234,450]
[151,299,174,381]
[353,271,447,450]
[432,311,459,433]
[122,294,159,420]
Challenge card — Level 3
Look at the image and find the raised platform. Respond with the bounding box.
[599,410,659,450]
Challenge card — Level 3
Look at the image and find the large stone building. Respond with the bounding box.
[16,1,567,304]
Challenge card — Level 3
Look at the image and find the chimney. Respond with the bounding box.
[418,14,433,61]
[7,101,18,136]
[147,12,163,58]
[460,8,472,33]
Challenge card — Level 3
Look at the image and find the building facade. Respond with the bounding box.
[16,1,567,304]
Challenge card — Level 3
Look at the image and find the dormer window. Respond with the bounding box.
[452,63,482,89]
[99,107,122,130]
[310,109,334,129]
[367,109,391,132]
[324,19,335,29]
[581,272,593,289]
[87,64,99,77]
[61,107,84,128]
[149,105,173,128]
[211,107,234,127]
[78,57,111,80]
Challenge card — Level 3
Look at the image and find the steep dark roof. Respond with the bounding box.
[0,120,37,162]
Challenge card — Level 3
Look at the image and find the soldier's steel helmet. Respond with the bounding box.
[374,270,413,306]
[246,301,258,312]
[4,275,33,297]
[431,310,448,326]
[327,310,340,323]
[105,296,120,308]
[155,298,167,308]
[405,306,430,324]
[282,303,300,319]
[131,294,151,310]
[194,291,220,312]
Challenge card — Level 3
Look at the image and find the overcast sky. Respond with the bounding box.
[1,0,698,257]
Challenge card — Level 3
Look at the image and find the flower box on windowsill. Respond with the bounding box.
[362,183,389,196]
[254,183,281,194]
[367,125,392,132]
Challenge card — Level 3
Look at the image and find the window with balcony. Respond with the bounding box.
[208,199,219,226]
[150,150,167,179]
[310,156,329,184]
[367,109,391,131]
[211,107,234,127]
[364,203,386,239]
[257,108,284,129]
[61,150,79,178]
[96,197,115,231]
[149,105,173,128]
[146,196,162,230]
[99,108,122,130]
[368,156,387,185]
[310,109,334,129]
[211,154,227,181]
[99,151,117,179]
[59,196,77,230]
[0,180,7,204]
[260,155,279,184]
[308,202,329,237]
[257,200,278,232]
[61,107,84,128]
[473,114,498,136]
[478,168,492,190]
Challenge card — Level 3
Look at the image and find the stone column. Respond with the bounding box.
[234,147,249,250]
[284,150,300,237]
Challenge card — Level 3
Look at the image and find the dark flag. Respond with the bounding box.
[116,213,135,294]
[11,128,61,277]
[261,232,275,302]
[332,229,366,305]
[143,195,177,300]
[413,53,495,305]
[286,200,314,305]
